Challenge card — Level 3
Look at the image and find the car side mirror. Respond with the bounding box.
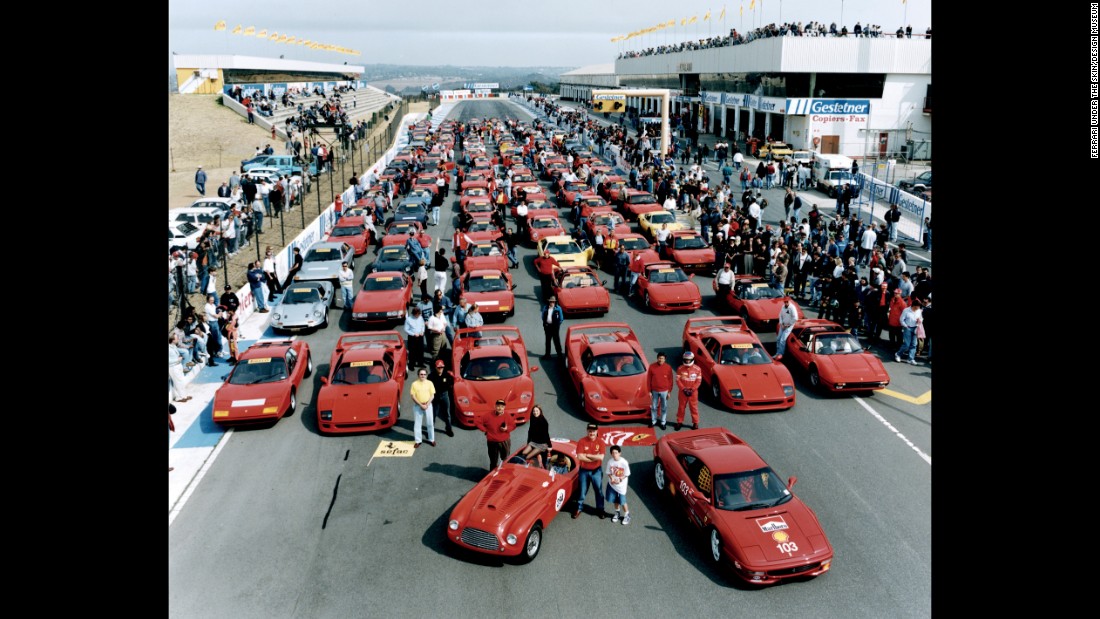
[601,280,608,287]
[531,366,540,373]
[511,283,517,290]
[319,376,329,385]
[688,273,695,279]
[787,476,798,488]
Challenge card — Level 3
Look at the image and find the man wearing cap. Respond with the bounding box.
[221,283,240,315]
[675,351,703,431]
[775,296,799,358]
[428,359,454,437]
[474,400,516,470]
[572,423,607,519]
[540,296,564,359]
[195,166,207,196]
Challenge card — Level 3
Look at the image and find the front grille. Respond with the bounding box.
[837,382,883,390]
[746,400,785,408]
[612,409,647,417]
[667,302,697,308]
[460,527,500,551]
[769,562,821,577]
[334,420,379,428]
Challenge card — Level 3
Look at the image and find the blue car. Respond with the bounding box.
[370,245,414,275]
[390,200,429,227]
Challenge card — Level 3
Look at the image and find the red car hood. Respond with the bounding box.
[817,353,890,382]
[452,464,564,528]
[466,290,514,310]
[354,290,405,313]
[455,376,534,413]
[585,375,649,408]
[628,248,661,263]
[464,256,508,272]
[649,282,701,302]
[719,506,832,566]
[714,365,790,399]
[317,383,400,422]
[558,286,609,309]
[214,383,289,417]
[746,298,785,321]
[671,248,715,263]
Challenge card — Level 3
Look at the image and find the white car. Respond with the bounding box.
[189,197,237,216]
[243,169,280,184]
[169,220,204,252]
[169,206,223,227]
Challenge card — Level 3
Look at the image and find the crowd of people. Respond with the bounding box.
[618,22,930,59]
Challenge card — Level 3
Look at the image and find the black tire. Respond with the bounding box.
[516,523,543,564]
[654,459,667,491]
[708,528,723,565]
[644,292,652,311]
[711,379,722,404]
[809,365,821,389]
[286,390,297,417]
[304,354,313,378]
[739,308,750,326]
[320,310,329,329]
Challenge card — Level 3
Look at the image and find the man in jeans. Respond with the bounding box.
[896,299,922,365]
[573,423,607,519]
[647,352,673,430]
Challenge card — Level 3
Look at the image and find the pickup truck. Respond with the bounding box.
[240,154,317,177]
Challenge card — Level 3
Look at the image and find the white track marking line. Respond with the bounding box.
[853,396,931,466]
[169,428,234,526]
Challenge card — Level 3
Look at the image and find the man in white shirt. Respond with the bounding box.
[426,307,448,361]
[259,180,272,217]
[338,262,355,310]
[514,202,529,237]
[713,262,735,296]
[262,249,282,300]
[663,195,677,211]
[775,296,800,358]
[859,223,877,266]
[748,198,762,231]
[655,223,672,254]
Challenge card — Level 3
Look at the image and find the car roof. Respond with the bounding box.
[665,428,765,474]
[335,346,387,363]
[238,340,294,359]
[307,241,346,252]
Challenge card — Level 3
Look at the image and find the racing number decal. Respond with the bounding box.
[554,489,566,512]
[771,530,798,555]
[679,480,690,497]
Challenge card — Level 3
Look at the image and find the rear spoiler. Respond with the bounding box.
[565,322,632,340]
[456,326,521,341]
[335,332,403,353]
[683,316,749,337]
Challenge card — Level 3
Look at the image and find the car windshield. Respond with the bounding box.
[713,468,792,511]
[560,273,599,288]
[305,248,340,262]
[331,361,389,385]
[469,222,496,232]
[544,241,581,255]
[466,275,508,292]
[673,235,707,249]
[621,238,649,250]
[813,333,863,355]
[415,178,435,185]
[647,267,688,283]
[531,218,559,229]
[587,353,644,377]
[365,276,405,291]
[465,189,487,197]
[228,358,289,385]
[330,226,363,237]
[378,248,406,262]
[466,175,486,183]
[470,244,502,256]
[282,287,322,304]
[462,356,523,380]
[647,212,676,224]
[629,194,656,204]
[513,174,535,183]
[467,202,492,211]
[582,199,607,207]
[738,283,783,300]
[827,171,853,182]
[719,343,770,365]
[389,224,416,235]
[566,183,586,192]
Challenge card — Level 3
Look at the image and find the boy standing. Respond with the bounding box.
[605,445,632,525]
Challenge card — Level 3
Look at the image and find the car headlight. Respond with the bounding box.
[520,392,531,402]
[378,406,392,418]
[352,312,368,319]
[386,310,403,317]
[272,313,281,320]
[783,386,795,397]
[505,534,518,546]
[449,520,459,531]
[457,396,470,406]
[313,310,322,318]
[589,392,601,400]
[319,410,332,421]
[729,389,743,399]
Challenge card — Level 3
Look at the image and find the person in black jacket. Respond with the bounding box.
[519,405,552,467]
[428,359,455,437]
[540,297,565,358]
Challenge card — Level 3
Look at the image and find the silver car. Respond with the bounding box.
[270,280,334,334]
[295,241,355,293]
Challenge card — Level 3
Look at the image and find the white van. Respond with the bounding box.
[812,154,855,197]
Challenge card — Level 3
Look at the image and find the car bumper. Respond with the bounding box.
[729,555,833,585]
[822,379,889,393]
[720,393,796,411]
[561,303,609,316]
[584,403,650,423]
[272,320,321,331]
[449,527,523,557]
[648,299,701,312]
[318,414,398,434]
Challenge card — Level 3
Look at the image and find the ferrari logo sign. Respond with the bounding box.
[600,427,658,447]
[371,441,415,458]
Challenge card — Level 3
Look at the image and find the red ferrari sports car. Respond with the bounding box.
[351,271,413,327]
[316,332,408,434]
[461,269,517,319]
[661,230,716,273]
[213,339,312,426]
[559,181,595,208]
[463,216,503,243]
[458,187,491,210]
[459,240,509,273]
[381,221,431,250]
[451,326,538,428]
[564,322,651,423]
[781,319,890,393]
[528,213,566,243]
[584,208,630,239]
[598,176,628,202]
[324,216,373,256]
[681,317,796,411]
[722,275,802,331]
[447,439,580,563]
[550,266,610,316]
[636,261,702,313]
[618,189,663,220]
[653,427,834,585]
[461,173,491,192]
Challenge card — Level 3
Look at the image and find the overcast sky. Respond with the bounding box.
[169,0,931,69]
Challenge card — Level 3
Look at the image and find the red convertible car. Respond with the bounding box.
[661,231,716,273]
[681,317,796,411]
[461,269,517,319]
[447,439,580,563]
[451,326,538,428]
[550,266,610,316]
[636,261,702,313]
[559,181,595,208]
[781,319,890,393]
[585,208,630,239]
[316,332,408,434]
[652,427,834,585]
[213,339,312,426]
[564,322,651,423]
[381,221,431,250]
[528,213,566,243]
[459,240,509,273]
[351,271,413,327]
[324,216,373,256]
[722,275,802,331]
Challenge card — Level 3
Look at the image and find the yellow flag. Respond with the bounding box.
[689,15,698,24]
[704,10,711,21]
[269,31,279,41]
[286,36,296,44]
[243,26,255,36]
[213,20,226,31]
[681,18,686,26]
[720,7,726,20]
[231,25,242,35]
[667,19,675,27]
[257,29,267,38]
[750,0,755,10]
[278,34,288,43]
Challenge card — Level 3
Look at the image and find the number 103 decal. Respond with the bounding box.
[775,541,799,556]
